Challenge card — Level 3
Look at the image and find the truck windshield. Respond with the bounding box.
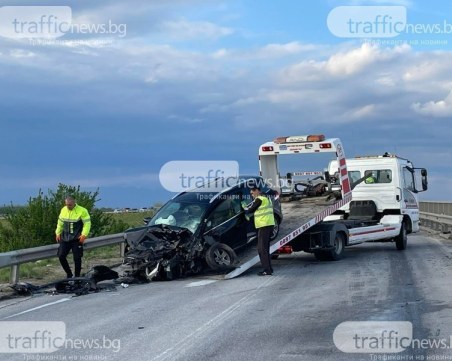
[149,201,207,233]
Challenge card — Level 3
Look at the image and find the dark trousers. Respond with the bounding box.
[57,240,84,277]
[257,226,273,273]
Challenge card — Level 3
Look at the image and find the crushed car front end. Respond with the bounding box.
[122,224,204,281]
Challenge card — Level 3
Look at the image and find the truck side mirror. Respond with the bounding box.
[421,169,428,191]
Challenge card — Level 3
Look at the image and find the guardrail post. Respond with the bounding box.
[10,264,19,284]
[120,242,126,257]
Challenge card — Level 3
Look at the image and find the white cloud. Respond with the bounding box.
[158,19,233,40]
[212,42,322,60]
[412,91,452,117]
[344,104,376,120]
[278,43,411,85]
[403,57,452,83]
[376,75,396,87]
[10,49,35,58]
[325,43,409,76]
[256,42,319,58]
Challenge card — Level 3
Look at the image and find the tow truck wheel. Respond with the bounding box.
[206,243,237,271]
[395,222,407,250]
[315,233,345,261]
[328,232,345,260]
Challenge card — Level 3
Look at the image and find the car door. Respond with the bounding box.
[204,192,248,250]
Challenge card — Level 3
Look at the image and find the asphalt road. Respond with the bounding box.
[1,231,451,361]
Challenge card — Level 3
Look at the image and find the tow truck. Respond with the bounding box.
[224,135,428,279]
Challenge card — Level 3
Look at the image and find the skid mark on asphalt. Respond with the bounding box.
[150,275,278,361]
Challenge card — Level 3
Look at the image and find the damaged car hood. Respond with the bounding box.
[122,224,198,280]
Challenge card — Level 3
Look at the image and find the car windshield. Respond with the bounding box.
[149,201,207,233]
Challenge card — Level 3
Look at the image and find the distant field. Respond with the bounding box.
[111,210,155,227]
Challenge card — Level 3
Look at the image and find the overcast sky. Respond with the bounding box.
[1,0,451,207]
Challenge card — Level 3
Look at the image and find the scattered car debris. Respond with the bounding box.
[10,265,120,297]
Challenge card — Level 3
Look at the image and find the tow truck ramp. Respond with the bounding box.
[224,193,352,279]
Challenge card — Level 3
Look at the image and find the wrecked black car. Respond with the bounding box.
[122,176,282,280]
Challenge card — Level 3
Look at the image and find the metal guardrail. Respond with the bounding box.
[420,211,452,234]
[419,201,452,235]
[419,201,452,217]
[0,234,125,284]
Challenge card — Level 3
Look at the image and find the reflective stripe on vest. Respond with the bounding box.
[254,196,275,229]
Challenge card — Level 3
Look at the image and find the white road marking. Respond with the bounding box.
[151,275,277,361]
[185,280,218,287]
[2,298,71,320]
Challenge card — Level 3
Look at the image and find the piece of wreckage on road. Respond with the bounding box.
[10,265,120,297]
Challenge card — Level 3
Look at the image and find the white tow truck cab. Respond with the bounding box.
[326,154,428,233]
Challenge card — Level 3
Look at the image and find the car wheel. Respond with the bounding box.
[270,217,281,241]
[395,222,407,250]
[205,243,237,271]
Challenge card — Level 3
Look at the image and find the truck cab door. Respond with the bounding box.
[401,166,426,232]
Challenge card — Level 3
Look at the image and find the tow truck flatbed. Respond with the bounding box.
[223,193,352,279]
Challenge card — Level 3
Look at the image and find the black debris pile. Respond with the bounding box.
[84,265,119,284]
[9,282,42,296]
[10,265,119,297]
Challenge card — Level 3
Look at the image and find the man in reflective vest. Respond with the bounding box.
[55,196,91,278]
[365,175,376,184]
[244,185,275,276]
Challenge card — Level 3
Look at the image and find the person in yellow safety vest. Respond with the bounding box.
[365,174,376,183]
[243,184,275,276]
[55,196,91,278]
